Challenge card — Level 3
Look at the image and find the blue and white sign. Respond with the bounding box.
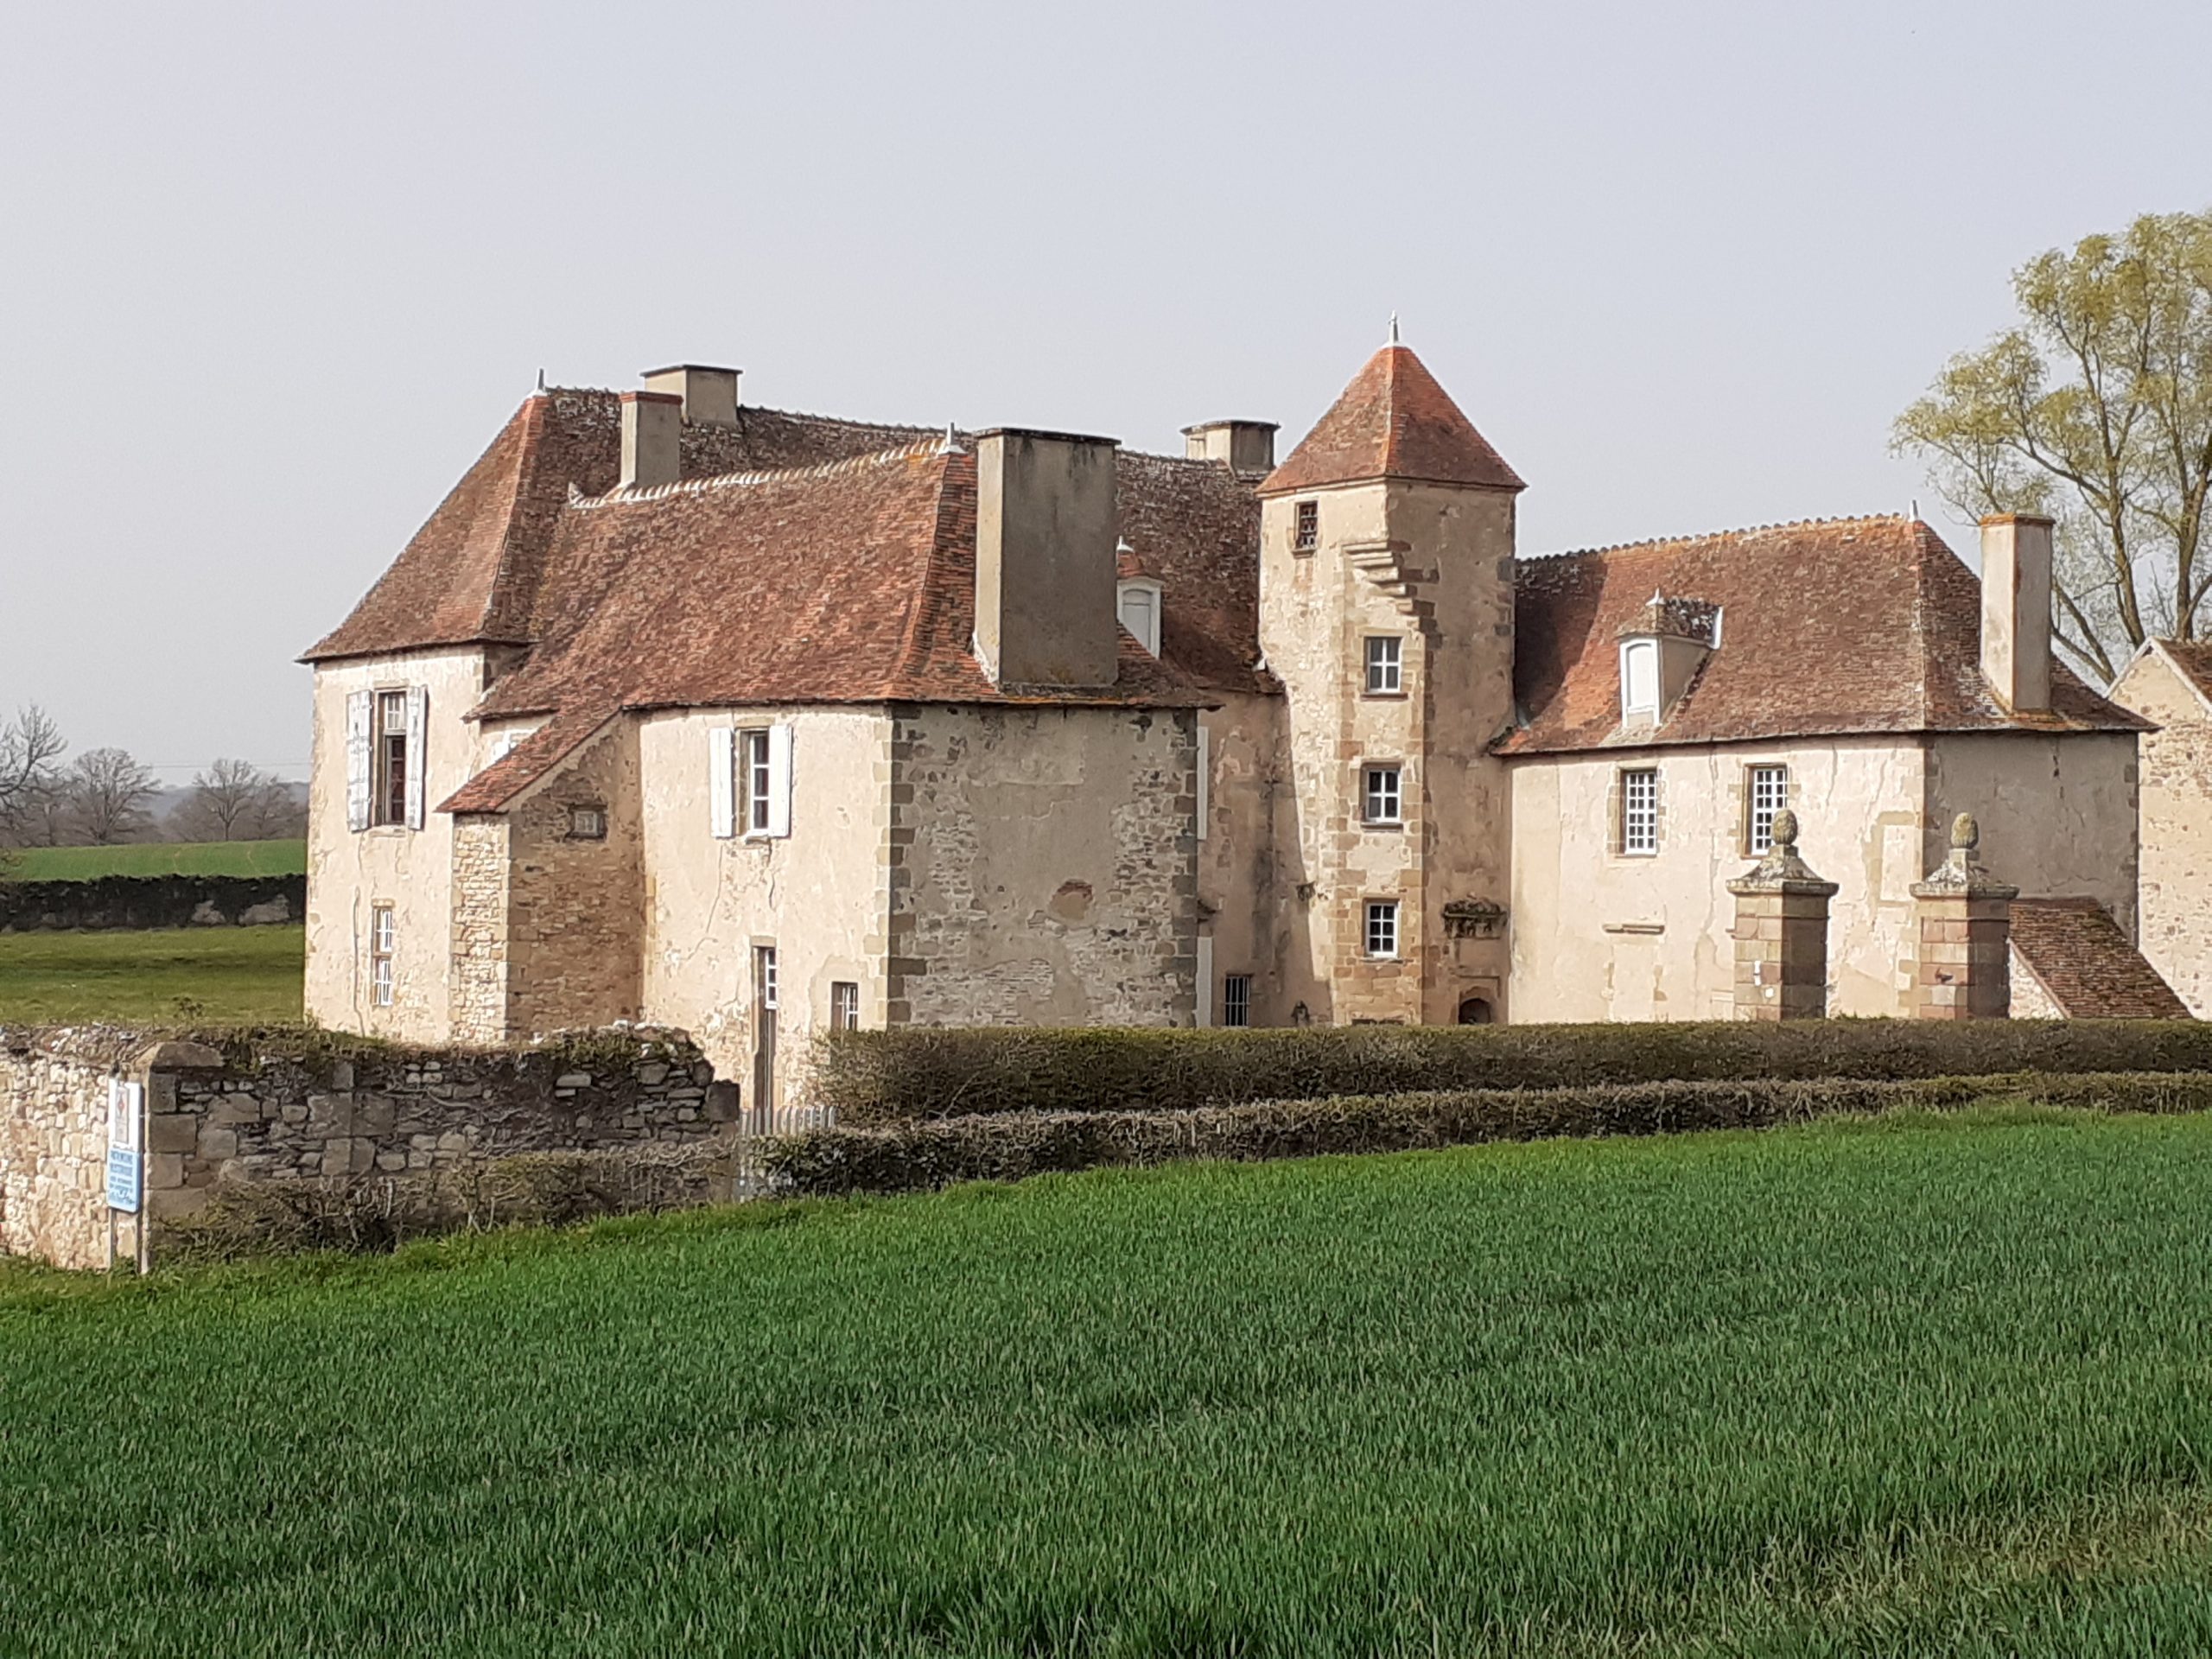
[105,1079,143,1214]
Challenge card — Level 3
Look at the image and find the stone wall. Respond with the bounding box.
[887,702,1198,1027]
[0,1026,736,1269]
[0,873,304,932]
[503,720,645,1033]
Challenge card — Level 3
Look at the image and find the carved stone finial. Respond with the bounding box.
[1913,809,2017,899]
[1950,811,1979,852]
[1770,808,1800,855]
[1728,807,1836,898]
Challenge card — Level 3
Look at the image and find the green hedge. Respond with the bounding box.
[813,1021,2212,1124]
[764,1071,2212,1197]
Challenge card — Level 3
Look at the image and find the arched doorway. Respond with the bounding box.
[1457,995,1493,1026]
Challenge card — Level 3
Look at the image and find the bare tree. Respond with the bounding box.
[171,758,302,842]
[64,747,158,845]
[1894,209,2212,683]
[0,704,67,846]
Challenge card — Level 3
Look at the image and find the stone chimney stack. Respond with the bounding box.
[642,364,741,426]
[973,428,1120,690]
[1181,420,1279,475]
[1980,513,2054,713]
[619,390,682,492]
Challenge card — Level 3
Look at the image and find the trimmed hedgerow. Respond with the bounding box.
[762,1071,2212,1197]
[812,1021,2212,1124]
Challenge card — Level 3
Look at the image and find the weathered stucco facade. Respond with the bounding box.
[296,340,2180,1115]
[2112,643,2212,1016]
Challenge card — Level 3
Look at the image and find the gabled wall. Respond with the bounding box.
[306,648,496,1040]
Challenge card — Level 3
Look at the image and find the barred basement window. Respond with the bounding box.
[1363,764,1402,825]
[370,905,396,1007]
[1293,499,1319,553]
[569,804,607,840]
[1221,974,1252,1027]
[1620,767,1660,855]
[830,982,860,1031]
[1364,900,1399,959]
[1363,635,1402,695]
[1747,765,1789,854]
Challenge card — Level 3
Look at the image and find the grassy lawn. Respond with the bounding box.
[0,925,303,1024]
[5,1108,2212,1656]
[3,838,306,881]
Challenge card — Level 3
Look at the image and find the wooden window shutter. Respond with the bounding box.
[345,690,372,832]
[709,726,736,839]
[765,723,793,838]
[403,686,429,830]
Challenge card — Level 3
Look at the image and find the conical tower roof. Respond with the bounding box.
[1260,343,1523,497]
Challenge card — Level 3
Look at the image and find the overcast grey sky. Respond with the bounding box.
[2,1,2206,781]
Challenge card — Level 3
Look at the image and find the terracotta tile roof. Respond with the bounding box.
[1260,345,1523,497]
[2156,639,2212,705]
[456,442,1205,732]
[2010,898,2192,1020]
[303,392,938,664]
[439,704,620,815]
[1498,516,2150,755]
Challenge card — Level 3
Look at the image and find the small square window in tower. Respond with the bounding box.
[1364,900,1399,959]
[1746,765,1789,854]
[1363,765,1402,825]
[1293,499,1319,553]
[1363,635,1402,695]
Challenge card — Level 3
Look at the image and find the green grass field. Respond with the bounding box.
[3,838,306,881]
[6,1108,2212,1656]
[0,925,303,1024]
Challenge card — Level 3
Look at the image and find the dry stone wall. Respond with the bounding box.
[0,874,305,932]
[0,1025,736,1268]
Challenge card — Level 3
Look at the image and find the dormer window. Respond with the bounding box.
[1620,639,1660,722]
[1117,579,1162,656]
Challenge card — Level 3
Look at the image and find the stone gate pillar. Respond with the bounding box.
[1910,812,2018,1020]
[1726,809,1839,1020]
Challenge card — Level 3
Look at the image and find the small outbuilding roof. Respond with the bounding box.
[2009,898,2192,1020]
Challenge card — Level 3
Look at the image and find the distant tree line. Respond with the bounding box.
[0,704,305,849]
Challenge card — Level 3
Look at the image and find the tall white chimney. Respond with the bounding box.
[619,390,682,492]
[1980,513,2054,712]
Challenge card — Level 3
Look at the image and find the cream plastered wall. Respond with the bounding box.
[1509,739,1933,1021]
[1196,694,1281,1024]
[635,706,893,1114]
[887,703,1198,1029]
[1507,730,2143,1023]
[1257,479,1516,1026]
[1923,733,2139,927]
[2109,648,2212,1015]
[305,648,493,1041]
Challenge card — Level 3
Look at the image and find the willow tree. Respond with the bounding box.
[1894,210,2212,683]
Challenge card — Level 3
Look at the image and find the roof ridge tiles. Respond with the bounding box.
[1525,512,1916,564]
[568,437,950,510]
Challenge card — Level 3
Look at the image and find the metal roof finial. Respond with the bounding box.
[535,367,547,394]
[1389,311,1401,346]
[938,422,958,455]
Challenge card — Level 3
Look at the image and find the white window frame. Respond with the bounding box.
[1619,639,1660,722]
[725,724,792,841]
[1292,499,1319,553]
[1620,767,1660,856]
[1364,900,1399,960]
[1195,724,1210,841]
[1747,765,1789,855]
[1222,974,1251,1028]
[1363,635,1403,695]
[830,981,859,1031]
[1116,579,1162,657]
[369,688,425,830]
[370,905,396,1007]
[1362,763,1402,826]
[755,944,779,1012]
